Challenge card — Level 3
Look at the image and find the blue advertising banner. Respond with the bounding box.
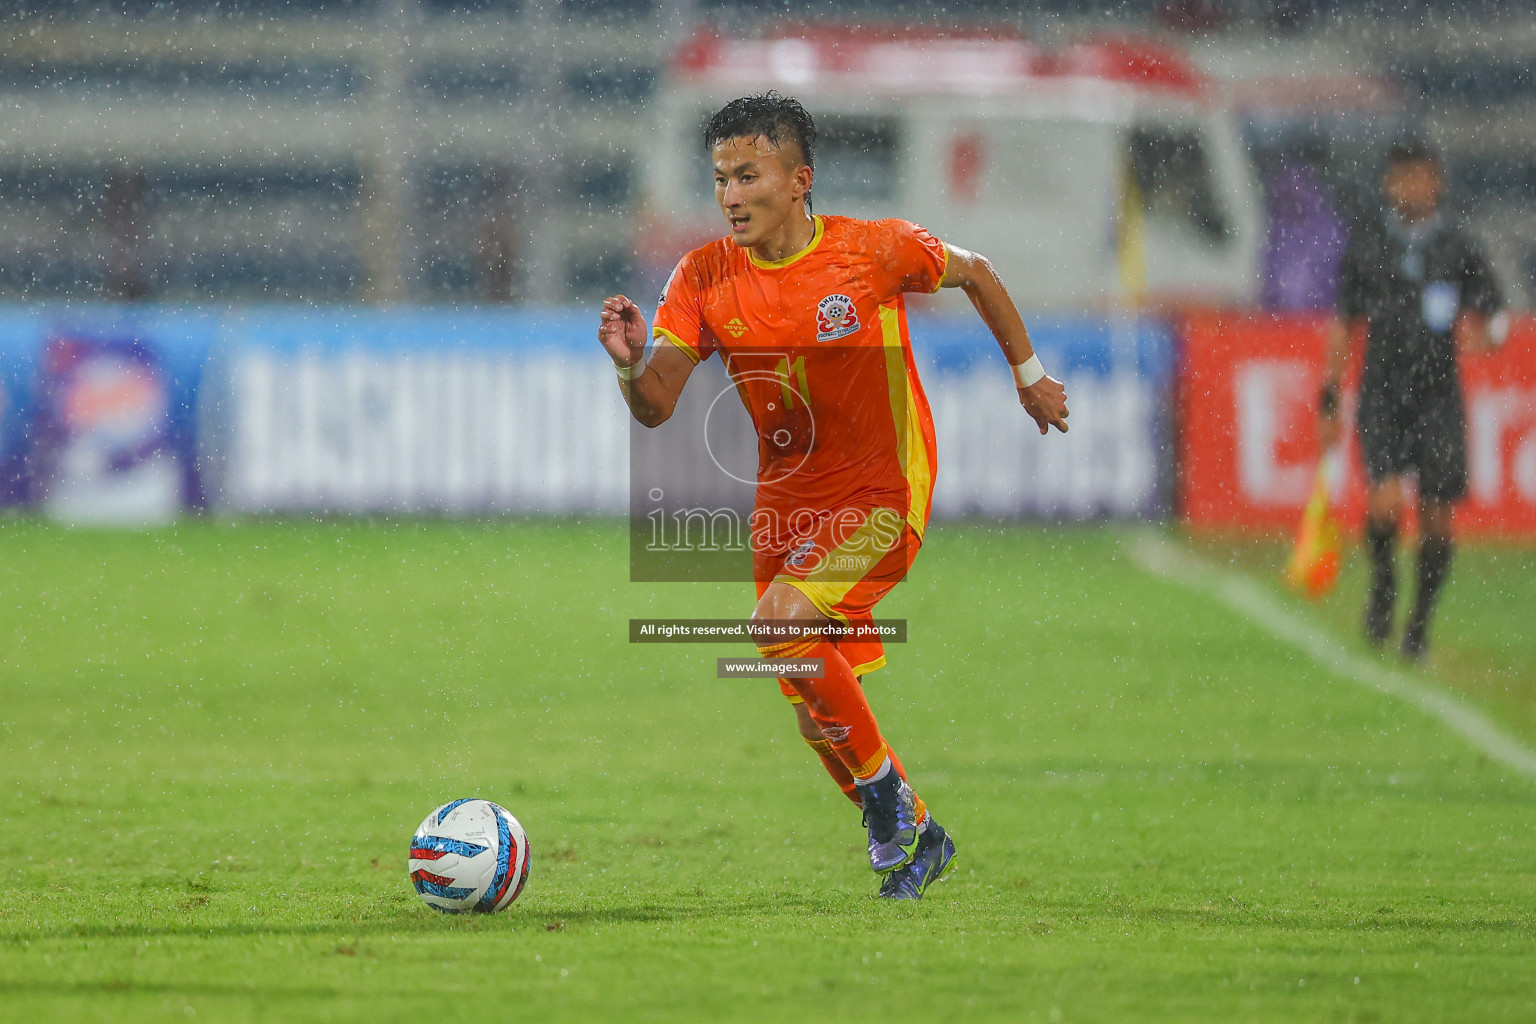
[911,312,1175,519]
[207,307,627,514]
[0,307,218,522]
[0,306,1174,521]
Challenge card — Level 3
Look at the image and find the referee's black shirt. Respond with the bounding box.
[1337,211,1502,401]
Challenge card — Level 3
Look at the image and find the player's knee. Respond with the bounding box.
[1368,491,1401,514]
[1367,486,1404,523]
[1420,500,1455,539]
[793,702,824,741]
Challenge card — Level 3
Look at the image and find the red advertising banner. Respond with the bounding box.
[1179,310,1536,537]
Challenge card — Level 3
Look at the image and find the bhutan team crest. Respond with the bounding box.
[815,294,861,342]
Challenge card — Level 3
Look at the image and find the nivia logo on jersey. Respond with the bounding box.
[816,294,860,342]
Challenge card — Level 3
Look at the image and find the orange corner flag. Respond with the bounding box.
[1285,452,1342,599]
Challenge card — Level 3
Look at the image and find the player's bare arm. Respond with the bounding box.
[599,293,696,427]
[1318,314,1362,450]
[939,243,1069,435]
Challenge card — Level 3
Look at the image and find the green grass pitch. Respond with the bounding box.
[1,519,1533,1023]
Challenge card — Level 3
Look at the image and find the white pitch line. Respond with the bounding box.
[1126,532,1536,783]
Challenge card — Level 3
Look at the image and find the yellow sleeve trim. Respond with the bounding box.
[933,243,952,291]
[653,326,701,365]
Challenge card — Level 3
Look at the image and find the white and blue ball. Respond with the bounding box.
[409,798,530,913]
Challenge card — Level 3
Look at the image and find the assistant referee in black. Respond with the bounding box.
[1319,138,1502,661]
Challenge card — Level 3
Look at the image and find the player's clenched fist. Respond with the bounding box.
[599,294,648,369]
[1018,376,1070,435]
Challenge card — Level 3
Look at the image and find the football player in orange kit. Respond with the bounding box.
[599,94,1069,899]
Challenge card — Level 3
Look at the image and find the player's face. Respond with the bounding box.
[1384,159,1442,223]
[712,136,812,248]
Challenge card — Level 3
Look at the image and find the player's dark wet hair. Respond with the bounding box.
[703,92,817,206]
[1385,136,1440,171]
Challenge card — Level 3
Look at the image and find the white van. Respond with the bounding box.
[641,31,1263,311]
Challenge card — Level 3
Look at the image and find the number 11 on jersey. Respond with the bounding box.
[776,355,810,410]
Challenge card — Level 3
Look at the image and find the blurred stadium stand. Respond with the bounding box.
[0,0,1531,305]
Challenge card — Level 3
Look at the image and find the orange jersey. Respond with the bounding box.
[652,214,946,554]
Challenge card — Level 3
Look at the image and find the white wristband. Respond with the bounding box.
[1010,354,1046,389]
[615,350,648,380]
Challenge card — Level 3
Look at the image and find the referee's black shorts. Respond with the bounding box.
[1357,387,1468,501]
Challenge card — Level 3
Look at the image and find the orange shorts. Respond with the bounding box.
[752,506,922,701]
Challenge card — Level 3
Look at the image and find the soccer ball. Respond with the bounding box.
[409,798,530,913]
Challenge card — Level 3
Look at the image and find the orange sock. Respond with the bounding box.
[763,636,928,825]
[804,736,861,805]
[759,636,889,780]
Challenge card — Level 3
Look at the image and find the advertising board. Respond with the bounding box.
[0,307,1176,522]
[1179,310,1536,536]
[0,308,215,523]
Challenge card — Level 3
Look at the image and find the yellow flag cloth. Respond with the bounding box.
[1285,455,1342,599]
